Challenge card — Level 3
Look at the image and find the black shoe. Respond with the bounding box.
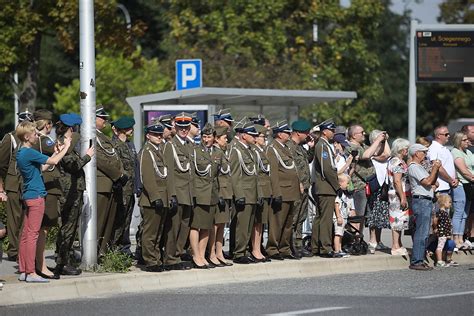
[6,255,17,262]
[300,248,313,258]
[292,251,303,259]
[223,252,233,260]
[233,256,252,264]
[192,260,209,269]
[269,253,284,260]
[164,262,192,271]
[58,265,82,276]
[283,254,300,260]
[250,254,265,263]
[263,256,272,263]
[146,265,165,272]
[217,258,233,266]
[207,261,217,268]
[180,253,193,262]
[36,269,60,280]
[319,251,335,258]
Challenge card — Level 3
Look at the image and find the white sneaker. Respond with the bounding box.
[435,261,447,267]
[368,242,377,254]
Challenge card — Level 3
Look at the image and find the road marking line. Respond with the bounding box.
[413,291,474,299]
[266,306,350,315]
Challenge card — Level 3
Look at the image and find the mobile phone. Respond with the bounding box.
[351,150,358,157]
[89,139,93,148]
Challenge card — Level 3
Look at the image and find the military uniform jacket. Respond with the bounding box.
[214,145,233,200]
[287,139,313,190]
[58,133,90,194]
[252,144,272,199]
[96,130,123,193]
[112,136,137,197]
[266,139,300,202]
[229,140,257,204]
[0,131,21,192]
[163,135,194,205]
[193,143,220,206]
[138,141,170,208]
[313,137,339,196]
[32,134,62,195]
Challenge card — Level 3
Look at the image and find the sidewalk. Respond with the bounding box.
[1,249,472,307]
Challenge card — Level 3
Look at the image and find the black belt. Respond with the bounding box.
[412,195,433,201]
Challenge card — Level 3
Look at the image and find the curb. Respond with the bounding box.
[1,251,472,306]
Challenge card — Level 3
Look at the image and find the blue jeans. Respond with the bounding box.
[411,198,433,265]
[451,185,467,235]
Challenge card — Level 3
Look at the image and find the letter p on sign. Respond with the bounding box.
[176,59,202,90]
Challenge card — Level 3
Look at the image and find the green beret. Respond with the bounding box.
[112,116,135,129]
[291,120,311,132]
[33,109,53,121]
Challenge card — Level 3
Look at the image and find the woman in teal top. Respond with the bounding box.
[451,131,474,249]
[15,121,70,283]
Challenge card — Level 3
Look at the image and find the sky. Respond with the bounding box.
[340,0,443,24]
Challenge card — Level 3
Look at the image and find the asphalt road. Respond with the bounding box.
[3,263,473,316]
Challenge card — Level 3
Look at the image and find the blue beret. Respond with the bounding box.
[291,120,311,132]
[112,117,135,129]
[60,113,82,127]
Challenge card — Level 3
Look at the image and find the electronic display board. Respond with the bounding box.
[416,31,474,83]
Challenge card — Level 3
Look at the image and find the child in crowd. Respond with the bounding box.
[333,174,355,258]
[431,194,458,267]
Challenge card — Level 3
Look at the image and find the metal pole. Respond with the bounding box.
[79,0,97,268]
[13,72,19,126]
[408,20,417,143]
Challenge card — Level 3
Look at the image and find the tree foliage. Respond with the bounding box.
[53,50,172,120]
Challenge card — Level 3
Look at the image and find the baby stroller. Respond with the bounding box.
[342,215,368,255]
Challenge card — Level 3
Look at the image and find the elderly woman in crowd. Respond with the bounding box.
[366,130,391,252]
[451,131,474,249]
[387,138,411,255]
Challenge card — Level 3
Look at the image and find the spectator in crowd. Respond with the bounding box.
[346,125,389,244]
[461,124,474,152]
[407,144,441,271]
[461,124,474,244]
[333,132,353,176]
[432,194,455,267]
[427,126,458,195]
[16,121,70,282]
[333,174,354,258]
[451,131,474,249]
[387,138,411,256]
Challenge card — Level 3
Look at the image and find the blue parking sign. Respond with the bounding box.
[176,59,202,90]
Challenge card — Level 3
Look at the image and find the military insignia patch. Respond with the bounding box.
[46,139,55,147]
[322,151,328,159]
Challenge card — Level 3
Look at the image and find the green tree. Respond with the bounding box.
[0,0,145,113]
[53,50,172,120]
[160,0,387,130]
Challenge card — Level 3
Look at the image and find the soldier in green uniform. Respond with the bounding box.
[266,120,301,260]
[162,112,193,270]
[54,113,93,276]
[31,109,62,278]
[110,117,138,257]
[229,122,259,264]
[138,122,171,272]
[0,110,33,261]
[189,123,221,268]
[311,121,340,257]
[251,124,272,262]
[287,120,315,258]
[95,107,127,257]
[208,126,233,266]
[213,109,234,142]
[158,114,176,141]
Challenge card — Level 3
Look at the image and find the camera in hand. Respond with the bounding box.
[351,150,358,158]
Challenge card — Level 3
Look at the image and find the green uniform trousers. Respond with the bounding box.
[56,191,83,265]
[112,192,135,253]
[292,192,309,249]
[175,204,192,257]
[163,204,191,265]
[141,206,167,267]
[97,191,118,256]
[5,190,23,258]
[231,204,255,259]
[266,201,295,257]
[311,195,336,255]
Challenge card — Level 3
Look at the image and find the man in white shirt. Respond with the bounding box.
[428,125,458,194]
